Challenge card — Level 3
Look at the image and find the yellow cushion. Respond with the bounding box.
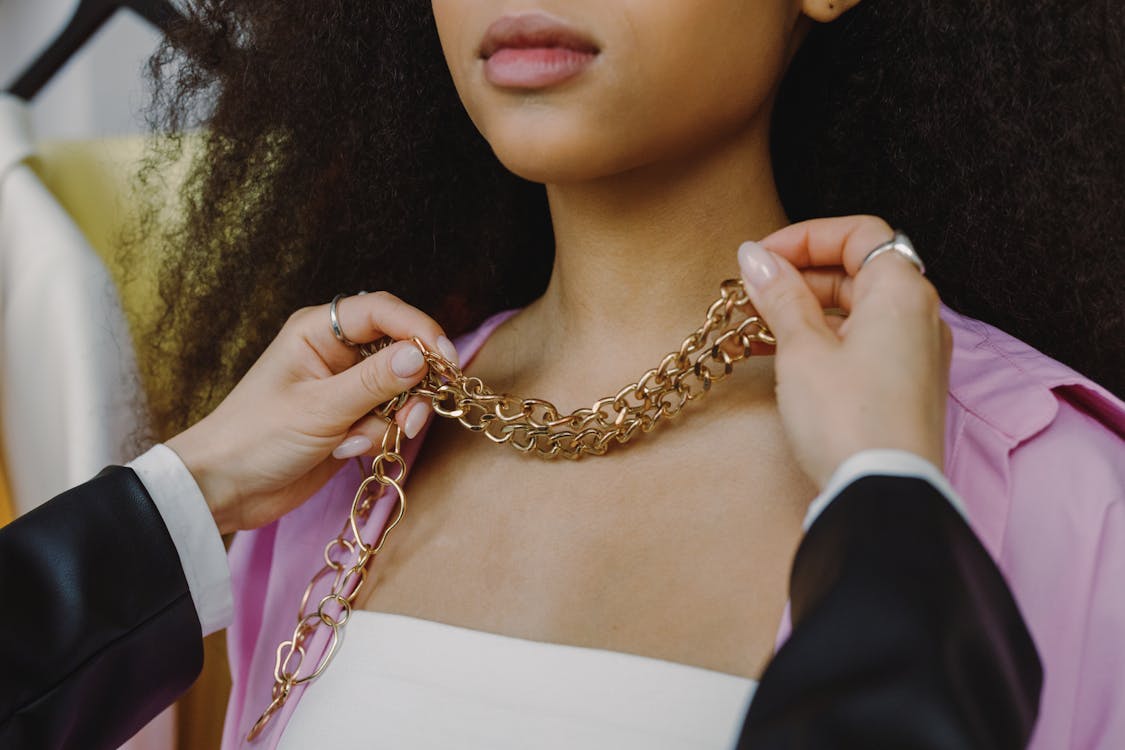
[30,137,170,327]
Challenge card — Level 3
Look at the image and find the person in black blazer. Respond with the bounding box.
[0,222,1041,749]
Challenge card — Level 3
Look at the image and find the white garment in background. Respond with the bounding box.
[0,92,142,513]
[0,92,171,750]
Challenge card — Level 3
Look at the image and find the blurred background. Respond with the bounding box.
[0,0,161,139]
[1,2,226,748]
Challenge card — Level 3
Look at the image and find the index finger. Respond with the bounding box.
[292,291,451,373]
[758,215,894,275]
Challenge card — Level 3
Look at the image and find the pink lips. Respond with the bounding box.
[480,13,599,89]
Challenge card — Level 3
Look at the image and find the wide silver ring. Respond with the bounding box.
[859,231,925,275]
[330,293,361,347]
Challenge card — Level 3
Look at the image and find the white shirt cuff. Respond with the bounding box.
[803,449,969,531]
[126,444,233,636]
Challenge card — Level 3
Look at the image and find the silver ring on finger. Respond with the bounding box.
[859,231,925,275]
[330,293,362,347]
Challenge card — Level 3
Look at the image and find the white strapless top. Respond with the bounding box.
[278,610,758,749]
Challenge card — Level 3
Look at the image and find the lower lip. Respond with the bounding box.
[484,48,597,89]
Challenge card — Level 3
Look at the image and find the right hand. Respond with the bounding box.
[165,292,458,535]
[737,215,952,490]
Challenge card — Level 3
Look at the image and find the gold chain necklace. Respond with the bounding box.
[246,278,773,741]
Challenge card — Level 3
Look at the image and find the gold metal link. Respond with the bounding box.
[247,279,773,741]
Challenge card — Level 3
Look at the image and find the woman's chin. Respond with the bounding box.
[497,159,601,186]
[489,140,645,186]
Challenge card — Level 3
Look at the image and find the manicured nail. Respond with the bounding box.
[332,435,372,459]
[391,344,425,377]
[437,335,460,366]
[403,403,431,439]
[738,241,780,290]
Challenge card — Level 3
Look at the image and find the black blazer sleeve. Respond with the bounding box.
[737,475,1042,750]
[0,466,204,750]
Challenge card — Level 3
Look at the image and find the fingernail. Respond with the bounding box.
[738,241,779,290]
[391,344,425,377]
[332,435,372,459]
[403,403,431,439]
[437,335,460,366]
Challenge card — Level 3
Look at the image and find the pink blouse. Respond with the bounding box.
[222,306,1125,749]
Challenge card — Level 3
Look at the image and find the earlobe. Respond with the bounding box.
[801,0,861,24]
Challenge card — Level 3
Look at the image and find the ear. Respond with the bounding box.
[801,0,862,24]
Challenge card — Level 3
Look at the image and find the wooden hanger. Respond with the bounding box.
[6,0,184,101]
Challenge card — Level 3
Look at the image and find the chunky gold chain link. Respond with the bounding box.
[246,421,409,740]
[247,279,772,740]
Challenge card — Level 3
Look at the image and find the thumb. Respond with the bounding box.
[737,240,834,347]
[319,340,429,425]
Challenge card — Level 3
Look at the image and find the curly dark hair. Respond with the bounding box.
[129,0,1124,440]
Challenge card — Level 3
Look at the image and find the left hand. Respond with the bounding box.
[738,215,952,489]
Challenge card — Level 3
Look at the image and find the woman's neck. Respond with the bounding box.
[497,123,788,399]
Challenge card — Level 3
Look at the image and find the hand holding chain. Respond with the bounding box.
[247,278,773,741]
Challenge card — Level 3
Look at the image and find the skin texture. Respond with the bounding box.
[343,0,929,676]
[436,0,799,183]
[166,0,949,679]
[426,0,817,409]
[169,220,949,541]
[134,2,1124,445]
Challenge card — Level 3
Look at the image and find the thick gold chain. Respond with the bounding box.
[247,279,772,741]
[245,422,408,741]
